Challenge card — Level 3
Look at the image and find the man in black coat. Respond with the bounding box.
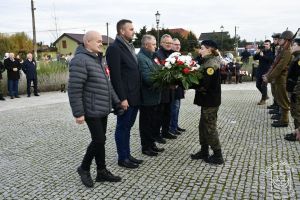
[4,53,22,99]
[154,34,178,141]
[0,61,5,100]
[106,19,143,169]
[253,40,274,105]
[22,53,39,97]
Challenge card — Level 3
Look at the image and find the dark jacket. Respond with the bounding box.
[240,50,251,62]
[0,61,5,79]
[137,47,161,106]
[106,37,141,106]
[68,45,119,118]
[4,58,22,80]
[154,47,174,103]
[22,59,37,80]
[253,49,274,76]
[287,51,300,92]
[193,55,221,107]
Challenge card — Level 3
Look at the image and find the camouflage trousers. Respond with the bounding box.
[199,106,221,151]
[290,93,300,129]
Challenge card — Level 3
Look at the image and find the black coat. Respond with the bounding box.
[4,58,22,80]
[193,55,221,107]
[253,49,274,76]
[154,47,175,103]
[0,61,5,79]
[22,59,37,80]
[106,37,141,106]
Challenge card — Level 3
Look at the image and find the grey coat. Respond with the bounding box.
[68,45,119,118]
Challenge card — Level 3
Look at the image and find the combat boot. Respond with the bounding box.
[0,95,5,101]
[269,109,279,115]
[207,149,224,165]
[271,110,289,127]
[191,145,209,161]
[271,114,281,120]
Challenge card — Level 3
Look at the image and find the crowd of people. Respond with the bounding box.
[0,52,40,100]
[68,19,225,188]
[254,30,300,142]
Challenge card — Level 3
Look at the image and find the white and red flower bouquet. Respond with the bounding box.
[151,52,202,89]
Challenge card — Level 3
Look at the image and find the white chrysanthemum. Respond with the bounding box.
[164,61,172,69]
[169,52,181,58]
[166,57,176,64]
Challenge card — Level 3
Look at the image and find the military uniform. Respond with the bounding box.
[287,50,300,128]
[267,46,292,126]
[0,61,5,100]
[192,53,223,164]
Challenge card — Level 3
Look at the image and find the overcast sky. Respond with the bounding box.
[2,0,299,45]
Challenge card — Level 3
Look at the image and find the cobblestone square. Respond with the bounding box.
[0,82,299,199]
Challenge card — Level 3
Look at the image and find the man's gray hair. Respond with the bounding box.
[160,34,172,44]
[141,34,155,47]
[173,38,180,43]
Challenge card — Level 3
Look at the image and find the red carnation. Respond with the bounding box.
[177,60,184,65]
[182,68,190,74]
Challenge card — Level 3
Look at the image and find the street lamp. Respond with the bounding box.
[155,11,160,47]
[220,25,224,52]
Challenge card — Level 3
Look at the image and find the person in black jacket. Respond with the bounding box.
[190,40,224,165]
[106,19,143,169]
[22,53,39,97]
[240,47,251,64]
[154,34,178,141]
[253,40,274,105]
[0,61,5,100]
[4,53,22,99]
[68,31,122,188]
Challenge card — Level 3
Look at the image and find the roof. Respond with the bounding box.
[199,31,229,40]
[53,33,114,45]
[168,28,190,38]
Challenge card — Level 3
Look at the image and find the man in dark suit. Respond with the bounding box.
[22,53,39,97]
[106,19,143,169]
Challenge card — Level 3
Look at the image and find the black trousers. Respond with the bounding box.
[27,78,38,95]
[81,116,107,171]
[139,105,160,149]
[160,102,171,134]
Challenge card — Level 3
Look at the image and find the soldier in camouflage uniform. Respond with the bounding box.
[263,30,293,127]
[285,36,300,141]
[191,40,224,165]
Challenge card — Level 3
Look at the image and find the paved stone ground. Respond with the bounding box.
[0,82,299,200]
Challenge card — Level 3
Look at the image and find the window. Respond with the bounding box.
[62,40,67,48]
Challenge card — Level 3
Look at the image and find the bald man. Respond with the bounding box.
[68,31,121,188]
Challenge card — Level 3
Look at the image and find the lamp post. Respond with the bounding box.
[234,26,239,56]
[220,25,224,52]
[155,11,160,47]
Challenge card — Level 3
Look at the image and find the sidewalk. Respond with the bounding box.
[0,82,299,199]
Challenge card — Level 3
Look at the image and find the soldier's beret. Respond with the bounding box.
[201,40,218,49]
[272,33,281,38]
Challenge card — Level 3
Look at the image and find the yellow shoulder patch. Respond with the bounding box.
[206,67,214,75]
[298,60,300,66]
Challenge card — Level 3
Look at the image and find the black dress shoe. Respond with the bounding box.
[14,95,20,98]
[154,136,166,144]
[118,159,139,169]
[10,96,14,99]
[0,96,5,100]
[129,155,143,164]
[151,145,165,152]
[284,133,297,141]
[96,168,121,182]
[77,166,94,188]
[27,94,31,97]
[177,127,186,132]
[172,130,182,135]
[162,132,177,139]
[271,122,288,127]
[34,93,40,96]
[142,149,158,157]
